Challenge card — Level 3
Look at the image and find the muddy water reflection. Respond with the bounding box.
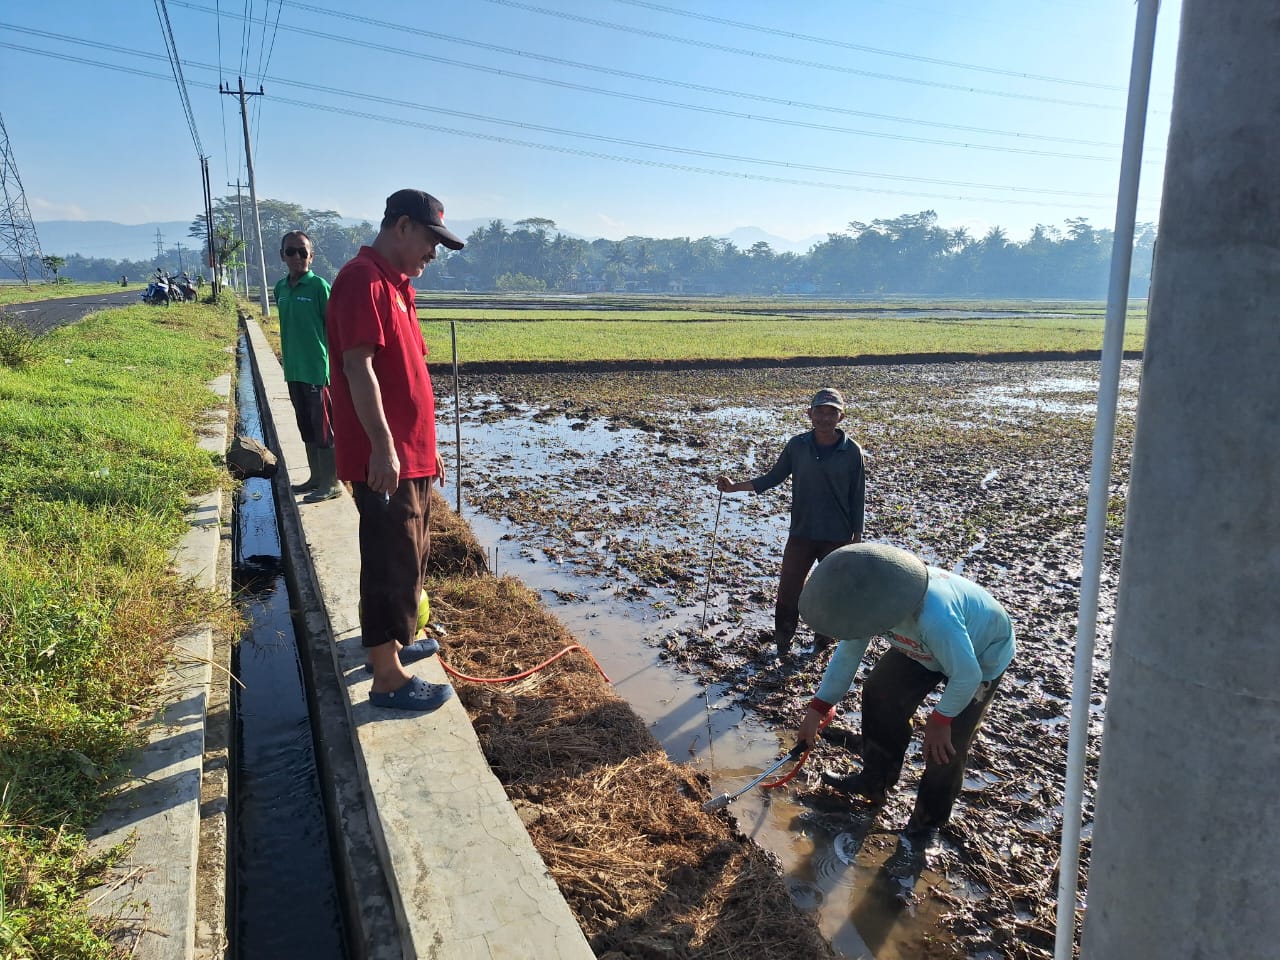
[463,509,902,959]
[453,410,938,958]
[443,361,1139,960]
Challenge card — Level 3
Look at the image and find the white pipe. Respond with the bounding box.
[1053,2,1161,957]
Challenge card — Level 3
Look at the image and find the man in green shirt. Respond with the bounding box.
[274,230,340,501]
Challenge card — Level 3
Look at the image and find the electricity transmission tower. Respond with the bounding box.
[0,114,47,284]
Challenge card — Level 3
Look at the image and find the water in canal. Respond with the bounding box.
[230,336,348,959]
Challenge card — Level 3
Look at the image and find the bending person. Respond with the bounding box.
[795,543,1015,849]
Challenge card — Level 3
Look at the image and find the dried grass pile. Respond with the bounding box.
[427,499,839,959]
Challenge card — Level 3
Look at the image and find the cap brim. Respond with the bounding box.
[427,224,465,250]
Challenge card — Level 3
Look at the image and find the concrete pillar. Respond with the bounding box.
[1081,2,1280,958]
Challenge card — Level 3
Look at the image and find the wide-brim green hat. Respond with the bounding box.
[799,543,929,640]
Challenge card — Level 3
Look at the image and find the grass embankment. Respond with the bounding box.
[420,309,1146,364]
[0,297,237,958]
[0,283,138,307]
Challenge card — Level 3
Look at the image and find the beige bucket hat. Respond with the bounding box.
[799,543,929,640]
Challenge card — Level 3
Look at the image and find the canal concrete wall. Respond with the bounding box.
[242,315,594,960]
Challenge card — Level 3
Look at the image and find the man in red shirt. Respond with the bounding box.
[326,189,465,712]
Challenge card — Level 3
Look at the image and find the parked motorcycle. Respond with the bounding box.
[141,277,173,306]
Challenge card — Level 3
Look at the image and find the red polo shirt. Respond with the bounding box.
[325,246,437,482]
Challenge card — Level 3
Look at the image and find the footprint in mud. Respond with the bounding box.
[834,830,865,866]
[784,877,826,911]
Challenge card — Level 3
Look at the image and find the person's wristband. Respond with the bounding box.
[929,709,953,726]
[809,697,834,713]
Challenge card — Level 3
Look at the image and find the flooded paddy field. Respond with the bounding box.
[440,359,1138,959]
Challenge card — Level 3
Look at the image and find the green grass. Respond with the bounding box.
[419,312,1147,363]
[0,282,138,307]
[0,297,236,958]
[416,291,1135,317]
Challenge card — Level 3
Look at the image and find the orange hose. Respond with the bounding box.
[439,644,612,684]
[760,706,833,789]
[760,749,811,789]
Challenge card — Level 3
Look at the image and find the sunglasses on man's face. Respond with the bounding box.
[283,246,311,258]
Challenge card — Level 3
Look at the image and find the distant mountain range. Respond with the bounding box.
[36,218,826,261]
[36,220,197,262]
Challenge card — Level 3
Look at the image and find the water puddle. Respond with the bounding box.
[967,373,1139,417]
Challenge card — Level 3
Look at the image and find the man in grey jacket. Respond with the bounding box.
[716,387,865,659]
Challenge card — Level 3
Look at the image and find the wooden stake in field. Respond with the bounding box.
[700,491,723,632]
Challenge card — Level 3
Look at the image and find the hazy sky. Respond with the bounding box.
[2,0,1181,247]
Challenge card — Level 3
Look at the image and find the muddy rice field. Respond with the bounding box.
[438,359,1137,959]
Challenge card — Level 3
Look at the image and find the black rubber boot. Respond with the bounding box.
[820,768,887,805]
[302,447,342,503]
[291,443,318,493]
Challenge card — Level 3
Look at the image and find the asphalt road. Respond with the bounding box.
[2,288,144,336]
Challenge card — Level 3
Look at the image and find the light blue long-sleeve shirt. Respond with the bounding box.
[814,567,1015,718]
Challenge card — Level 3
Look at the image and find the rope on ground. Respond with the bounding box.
[439,644,612,684]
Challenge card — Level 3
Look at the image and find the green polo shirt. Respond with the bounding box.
[274,270,331,385]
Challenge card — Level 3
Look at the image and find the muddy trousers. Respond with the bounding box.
[859,649,1003,831]
[774,535,851,648]
[353,477,433,649]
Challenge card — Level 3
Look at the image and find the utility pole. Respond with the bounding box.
[221,77,270,317]
[1081,2,1280,958]
[0,113,47,284]
[154,228,165,266]
[201,155,218,297]
[176,241,186,274]
[227,180,250,297]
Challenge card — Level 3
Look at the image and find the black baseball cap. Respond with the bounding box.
[384,189,465,250]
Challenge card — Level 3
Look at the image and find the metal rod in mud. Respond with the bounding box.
[1054,2,1159,957]
[451,320,462,515]
[700,491,724,631]
[702,743,804,811]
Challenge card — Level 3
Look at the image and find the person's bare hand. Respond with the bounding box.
[923,715,956,765]
[367,450,400,496]
[715,475,735,493]
[434,451,447,488]
[798,702,836,749]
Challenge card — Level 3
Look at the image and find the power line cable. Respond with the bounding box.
[239,0,252,77]
[607,0,1125,91]
[152,0,203,156]
[216,0,231,181]
[253,0,271,83]
[478,0,1123,111]
[0,37,1163,217]
[250,0,284,159]
[273,93,1145,212]
[261,0,284,76]
[165,2,1130,161]
[177,0,1127,148]
[0,30,1122,199]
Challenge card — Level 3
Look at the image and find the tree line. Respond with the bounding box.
[43,198,1156,300]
